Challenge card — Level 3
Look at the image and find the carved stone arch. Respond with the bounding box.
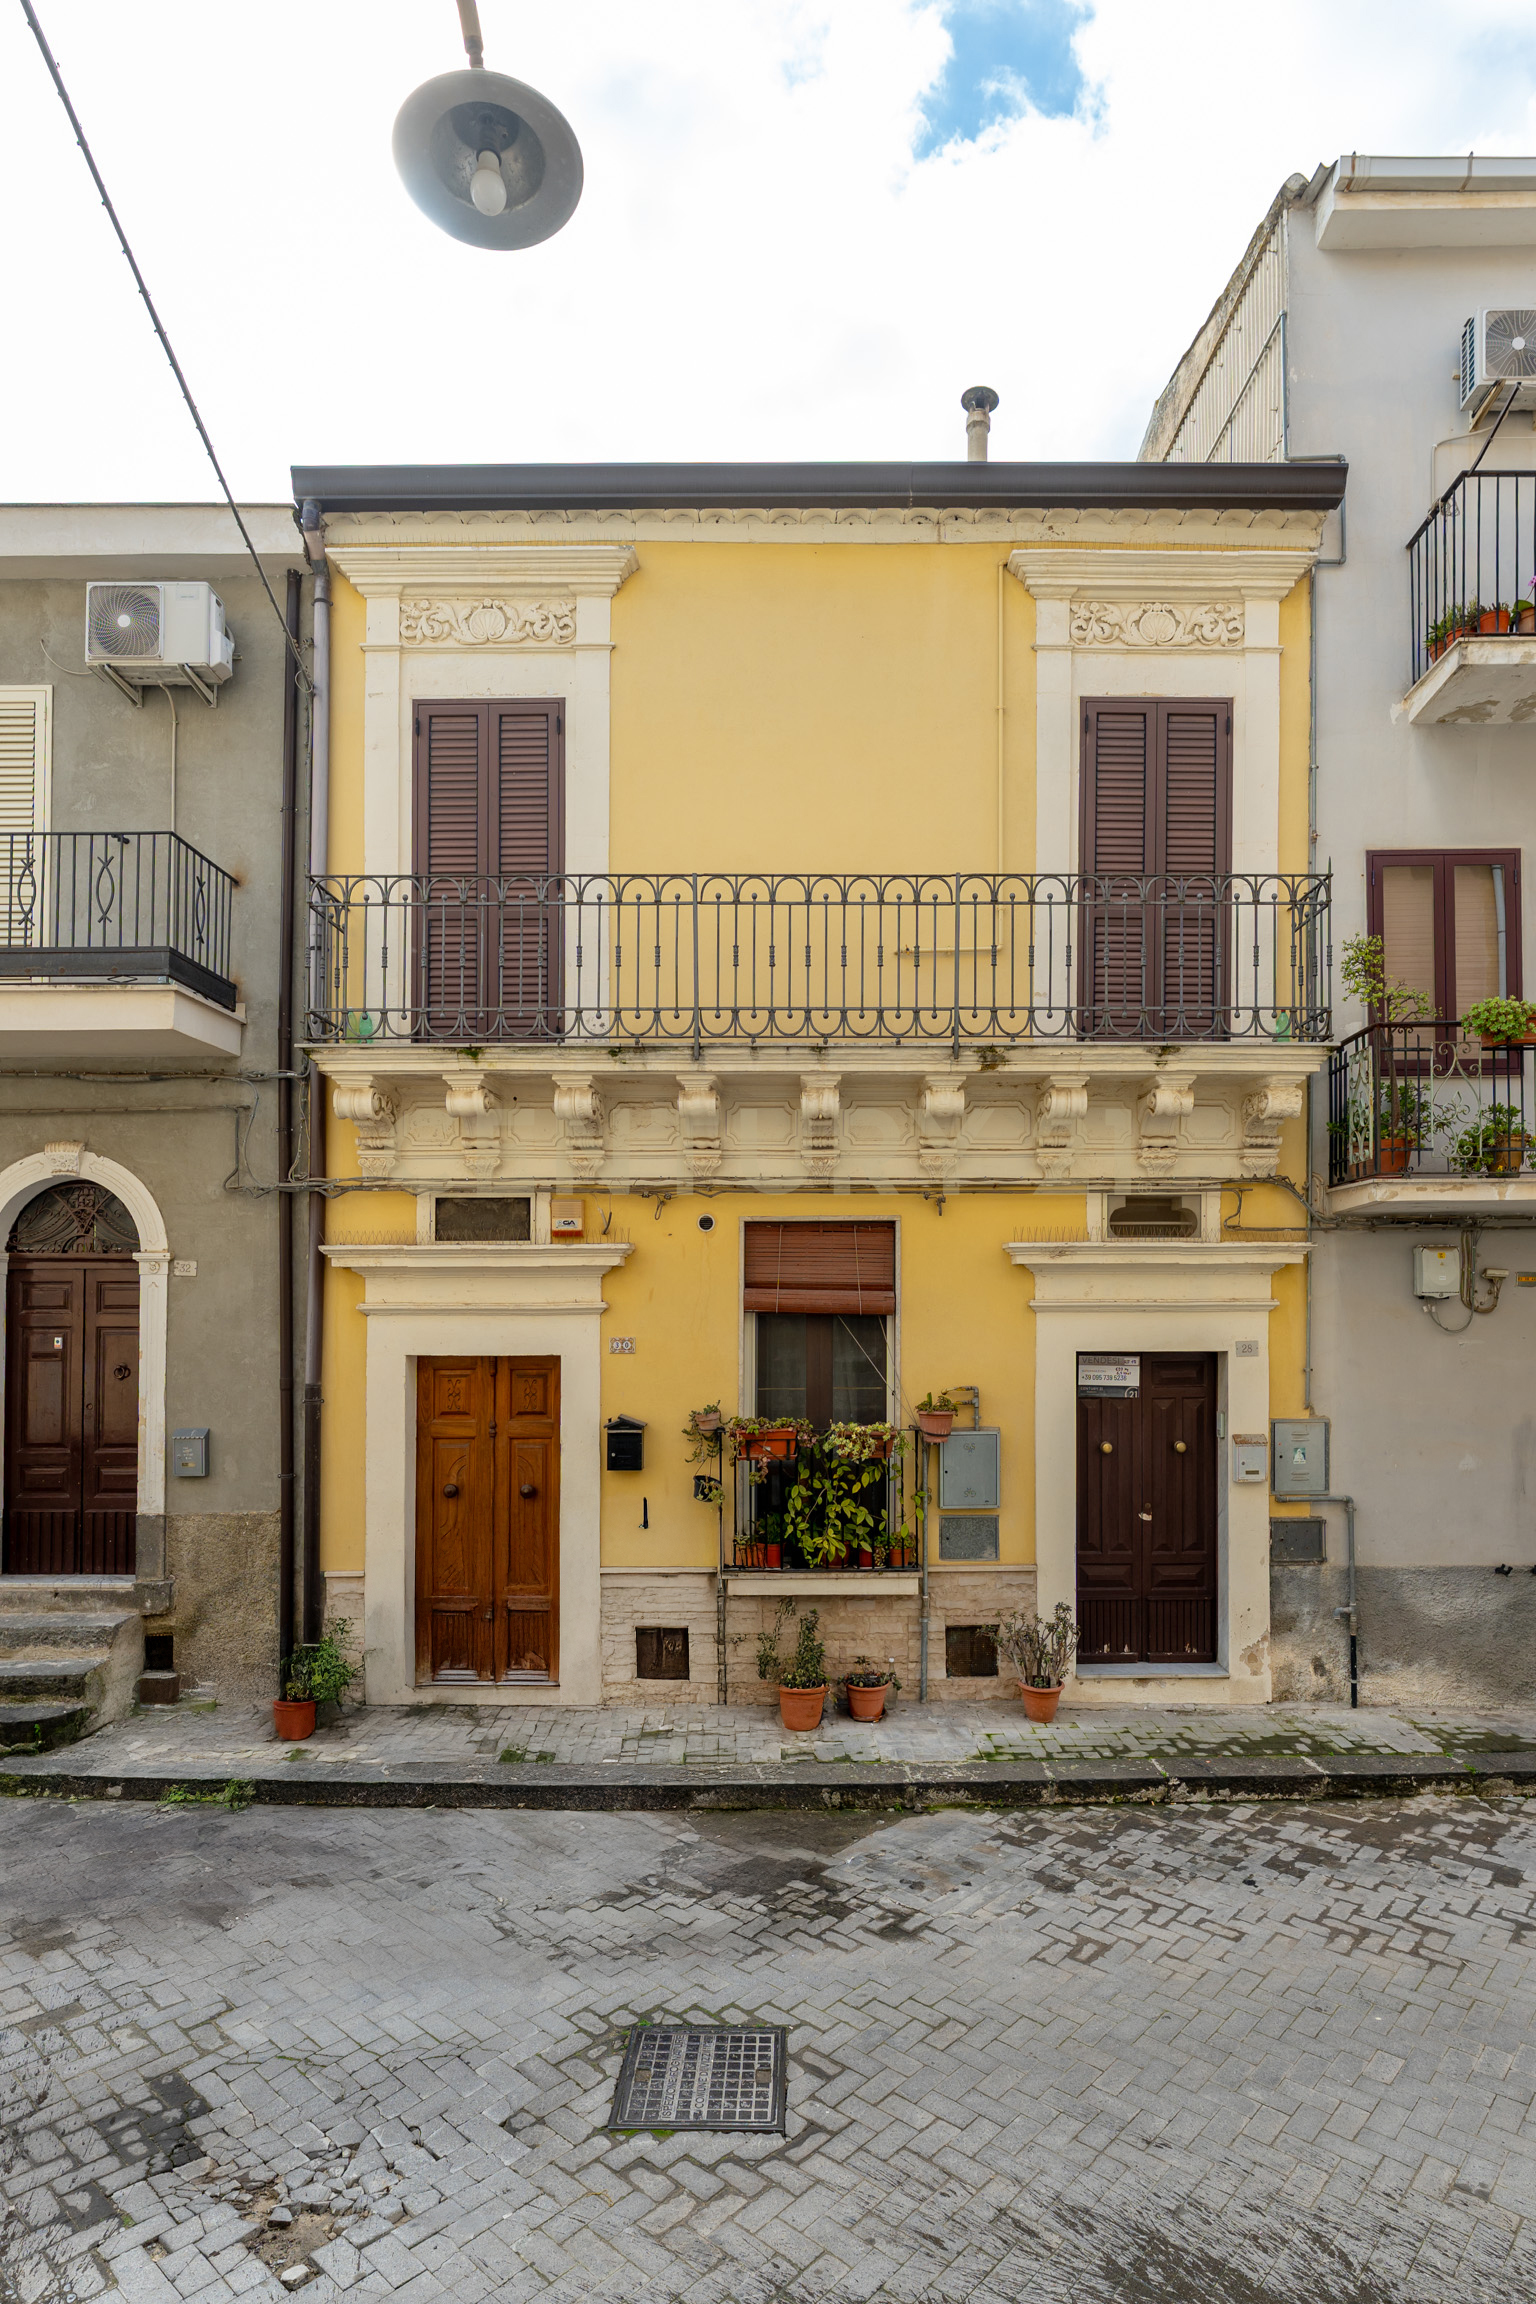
[0,1145,171,1537]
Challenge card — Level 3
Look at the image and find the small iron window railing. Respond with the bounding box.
[1328,1020,1533,1185]
[1408,468,1536,686]
[0,832,236,1007]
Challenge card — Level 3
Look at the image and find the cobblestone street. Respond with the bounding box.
[2,1793,1534,2304]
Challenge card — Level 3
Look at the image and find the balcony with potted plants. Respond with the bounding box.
[1404,469,1536,723]
[1327,985,1536,1214]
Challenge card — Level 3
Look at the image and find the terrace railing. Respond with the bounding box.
[1328,1020,1533,1185]
[307,871,1331,1052]
[0,832,237,1008]
[1408,468,1536,686]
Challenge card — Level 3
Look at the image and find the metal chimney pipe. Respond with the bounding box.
[962,384,1000,461]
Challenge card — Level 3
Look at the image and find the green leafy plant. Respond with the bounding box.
[1462,995,1536,1042]
[914,1391,956,1416]
[783,1439,890,1567]
[159,1780,255,1811]
[724,1414,816,1487]
[840,1655,901,1692]
[756,1602,826,1690]
[283,1624,360,1706]
[1451,1102,1528,1176]
[682,1404,723,1463]
[824,1421,908,1465]
[1340,934,1431,1023]
[993,1602,1079,1690]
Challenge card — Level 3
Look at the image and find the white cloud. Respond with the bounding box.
[3,0,1536,499]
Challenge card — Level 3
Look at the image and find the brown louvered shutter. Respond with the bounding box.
[412,698,565,1037]
[743,1222,896,1315]
[1081,699,1230,1037]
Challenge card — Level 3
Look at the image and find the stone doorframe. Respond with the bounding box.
[0,1143,171,1574]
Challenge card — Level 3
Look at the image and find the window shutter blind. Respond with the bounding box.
[417,704,484,876]
[494,703,561,876]
[1161,709,1223,874]
[743,1222,896,1315]
[1082,705,1152,874]
[0,689,48,939]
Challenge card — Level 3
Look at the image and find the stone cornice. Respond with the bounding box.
[309,1042,1327,1088]
[323,542,639,596]
[321,506,1325,551]
[1009,544,1318,602]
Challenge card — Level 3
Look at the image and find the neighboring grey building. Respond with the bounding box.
[1144,155,1536,1706]
[0,505,309,1726]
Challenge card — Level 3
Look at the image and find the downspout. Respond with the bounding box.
[277,570,301,1677]
[1306,465,1347,1415]
[1318,1494,1358,1706]
[299,501,330,1643]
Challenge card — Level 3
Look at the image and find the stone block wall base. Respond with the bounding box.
[1272,1562,1536,1708]
[147,1514,282,1700]
[599,1565,1038,1707]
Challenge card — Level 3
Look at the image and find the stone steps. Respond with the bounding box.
[0,1592,143,1731]
[0,1698,94,1753]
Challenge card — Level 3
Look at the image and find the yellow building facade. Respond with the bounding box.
[293,457,1344,1710]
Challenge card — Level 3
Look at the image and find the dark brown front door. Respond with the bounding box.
[415,1354,560,1684]
[4,1258,140,1575]
[1076,1353,1216,1663]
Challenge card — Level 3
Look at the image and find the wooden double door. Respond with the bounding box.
[4,1257,140,1575]
[415,1355,559,1684]
[1076,1353,1217,1664]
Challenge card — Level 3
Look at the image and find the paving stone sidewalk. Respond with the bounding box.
[10,1692,1536,1783]
[3,1792,1535,2302]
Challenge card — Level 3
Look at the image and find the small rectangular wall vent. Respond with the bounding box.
[608,2026,787,2133]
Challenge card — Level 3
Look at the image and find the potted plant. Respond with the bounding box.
[1519,582,1536,637]
[1340,933,1431,1026]
[685,1406,725,1507]
[274,1623,359,1741]
[725,1414,812,1468]
[1452,1103,1529,1176]
[840,1657,900,1722]
[1478,601,1515,635]
[1464,994,1536,1046]
[914,1391,956,1441]
[757,1602,827,1731]
[826,1420,905,1465]
[993,1601,1079,1724]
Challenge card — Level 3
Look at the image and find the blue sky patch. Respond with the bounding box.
[916,0,1094,157]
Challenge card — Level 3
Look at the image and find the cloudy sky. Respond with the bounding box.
[5,0,1536,499]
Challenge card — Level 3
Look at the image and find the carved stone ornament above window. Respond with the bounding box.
[399,598,576,647]
[1069,600,1245,649]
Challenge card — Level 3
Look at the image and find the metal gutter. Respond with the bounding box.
[290,458,1348,516]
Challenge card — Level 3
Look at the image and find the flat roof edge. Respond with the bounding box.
[291,459,1348,516]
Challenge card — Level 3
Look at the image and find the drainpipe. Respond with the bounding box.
[299,501,329,1644]
[1305,464,1347,1414]
[277,570,302,1677]
[1318,1494,1358,1707]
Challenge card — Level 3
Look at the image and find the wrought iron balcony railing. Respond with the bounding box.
[1328,1021,1533,1186]
[306,871,1330,1052]
[0,832,237,1009]
[1408,469,1536,686]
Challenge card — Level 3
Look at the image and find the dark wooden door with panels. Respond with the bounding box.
[415,1355,559,1684]
[1076,1352,1217,1664]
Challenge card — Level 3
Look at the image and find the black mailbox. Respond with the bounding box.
[605,1415,646,1471]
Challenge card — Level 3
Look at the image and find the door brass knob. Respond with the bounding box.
[1173,1440,1188,1454]
[519,1483,537,1498]
[114,1363,132,1381]
[1099,1441,1114,1455]
[442,1482,459,1497]
[1138,1510,1153,1522]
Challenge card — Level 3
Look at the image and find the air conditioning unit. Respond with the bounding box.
[1459,309,1536,418]
[84,581,234,693]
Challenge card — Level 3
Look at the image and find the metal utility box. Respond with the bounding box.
[551,1197,584,1238]
[604,1415,645,1471]
[1414,1246,1459,1299]
[938,1428,1000,1509]
[1272,1517,1327,1565]
[171,1429,209,1479]
[1272,1417,1330,1499]
[1231,1433,1268,1484]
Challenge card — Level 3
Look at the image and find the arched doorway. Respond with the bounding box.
[4,1181,141,1575]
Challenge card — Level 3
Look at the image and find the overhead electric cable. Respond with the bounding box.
[18,0,311,692]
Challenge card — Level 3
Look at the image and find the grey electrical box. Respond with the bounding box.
[1272,1417,1329,1499]
[938,1515,999,1561]
[938,1428,1000,1509]
[171,1428,209,1479]
[1414,1245,1459,1299]
[1232,1433,1268,1484]
[1272,1517,1326,1564]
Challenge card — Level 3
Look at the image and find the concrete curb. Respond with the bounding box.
[3,1748,1535,1812]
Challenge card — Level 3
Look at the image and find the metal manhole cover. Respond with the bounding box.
[608,2025,787,2133]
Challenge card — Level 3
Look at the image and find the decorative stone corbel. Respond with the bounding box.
[442,1071,501,1180]
[552,1070,606,1180]
[917,1070,968,1182]
[675,1070,723,1181]
[42,1141,84,1176]
[1034,1074,1089,1178]
[332,1083,399,1179]
[1136,1072,1197,1173]
[1240,1079,1306,1178]
[799,1071,841,1178]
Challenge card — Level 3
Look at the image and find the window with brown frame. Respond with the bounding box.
[744,1222,893,1430]
[1367,850,1521,1019]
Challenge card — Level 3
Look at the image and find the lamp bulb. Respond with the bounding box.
[470,150,508,216]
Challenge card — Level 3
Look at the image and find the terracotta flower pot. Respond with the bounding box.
[1487,1135,1528,1176]
[1518,607,1536,636]
[273,1698,315,1741]
[847,1682,888,1722]
[763,1542,782,1569]
[1378,1135,1412,1175]
[694,1411,722,1435]
[740,1427,799,1463]
[1479,608,1513,634]
[737,1543,767,1570]
[778,1685,826,1732]
[1480,1031,1536,1046]
[1019,1683,1063,1724]
[1427,636,1446,662]
[916,1410,954,1440]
